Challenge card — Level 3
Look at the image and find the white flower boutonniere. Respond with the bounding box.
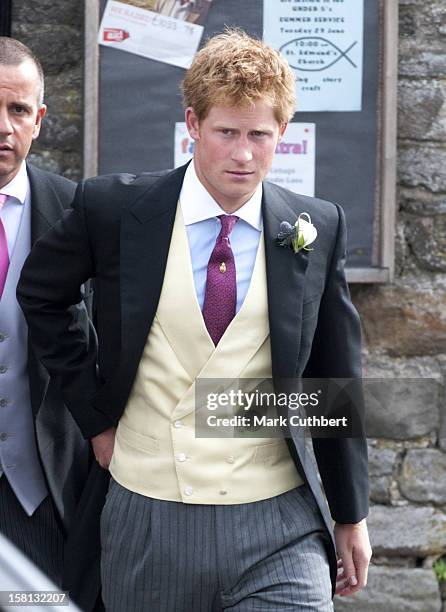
[277,213,317,254]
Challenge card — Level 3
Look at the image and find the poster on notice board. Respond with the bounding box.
[264,0,364,112]
[99,0,213,69]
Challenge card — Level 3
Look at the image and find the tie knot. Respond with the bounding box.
[218,215,239,238]
[0,194,7,210]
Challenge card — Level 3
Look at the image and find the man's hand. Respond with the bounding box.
[334,519,372,597]
[91,427,116,469]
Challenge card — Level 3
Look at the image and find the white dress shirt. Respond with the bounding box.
[0,162,29,259]
[180,160,263,314]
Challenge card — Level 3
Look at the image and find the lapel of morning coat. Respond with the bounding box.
[110,165,189,415]
[262,180,310,381]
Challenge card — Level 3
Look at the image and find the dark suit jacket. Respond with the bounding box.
[18,163,369,596]
[24,164,106,611]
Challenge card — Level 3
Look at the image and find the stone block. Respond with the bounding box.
[440,407,446,453]
[353,282,446,358]
[398,145,446,194]
[368,447,397,476]
[39,116,81,152]
[398,2,446,78]
[37,70,83,151]
[370,476,392,504]
[368,447,397,504]
[12,0,83,26]
[368,505,446,556]
[334,566,441,612]
[11,25,82,75]
[28,150,82,182]
[399,49,446,78]
[362,353,443,380]
[399,449,446,504]
[404,216,446,272]
[364,378,440,439]
[398,79,446,141]
[399,188,446,217]
[27,150,62,175]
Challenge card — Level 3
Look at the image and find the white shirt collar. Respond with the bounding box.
[180,160,263,230]
[0,161,28,205]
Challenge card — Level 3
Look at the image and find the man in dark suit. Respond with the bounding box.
[0,37,104,611]
[18,30,371,611]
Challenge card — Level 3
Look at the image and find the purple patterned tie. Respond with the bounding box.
[203,215,239,345]
[0,194,9,299]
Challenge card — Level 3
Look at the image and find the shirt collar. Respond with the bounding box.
[0,162,28,205]
[180,160,263,231]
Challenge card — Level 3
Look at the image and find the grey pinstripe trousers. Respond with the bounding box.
[101,479,334,611]
[0,475,64,586]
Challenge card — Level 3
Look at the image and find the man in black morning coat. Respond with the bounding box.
[17,30,371,611]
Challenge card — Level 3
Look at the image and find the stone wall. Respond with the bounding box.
[342,2,446,611]
[11,1,84,181]
[9,1,446,610]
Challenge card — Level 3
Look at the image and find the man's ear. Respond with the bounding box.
[32,105,47,140]
[185,107,200,140]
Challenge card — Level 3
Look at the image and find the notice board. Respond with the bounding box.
[84,0,398,282]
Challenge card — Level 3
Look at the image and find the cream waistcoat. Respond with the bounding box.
[110,203,303,503]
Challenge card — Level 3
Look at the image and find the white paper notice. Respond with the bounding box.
[174,122,316,197]
[98,0,205,69]
[264,0,364,112]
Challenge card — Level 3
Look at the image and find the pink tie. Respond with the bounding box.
[0,194,9,299]
[202,215,239,345]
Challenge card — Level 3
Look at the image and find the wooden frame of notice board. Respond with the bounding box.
[83,0,398,283]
